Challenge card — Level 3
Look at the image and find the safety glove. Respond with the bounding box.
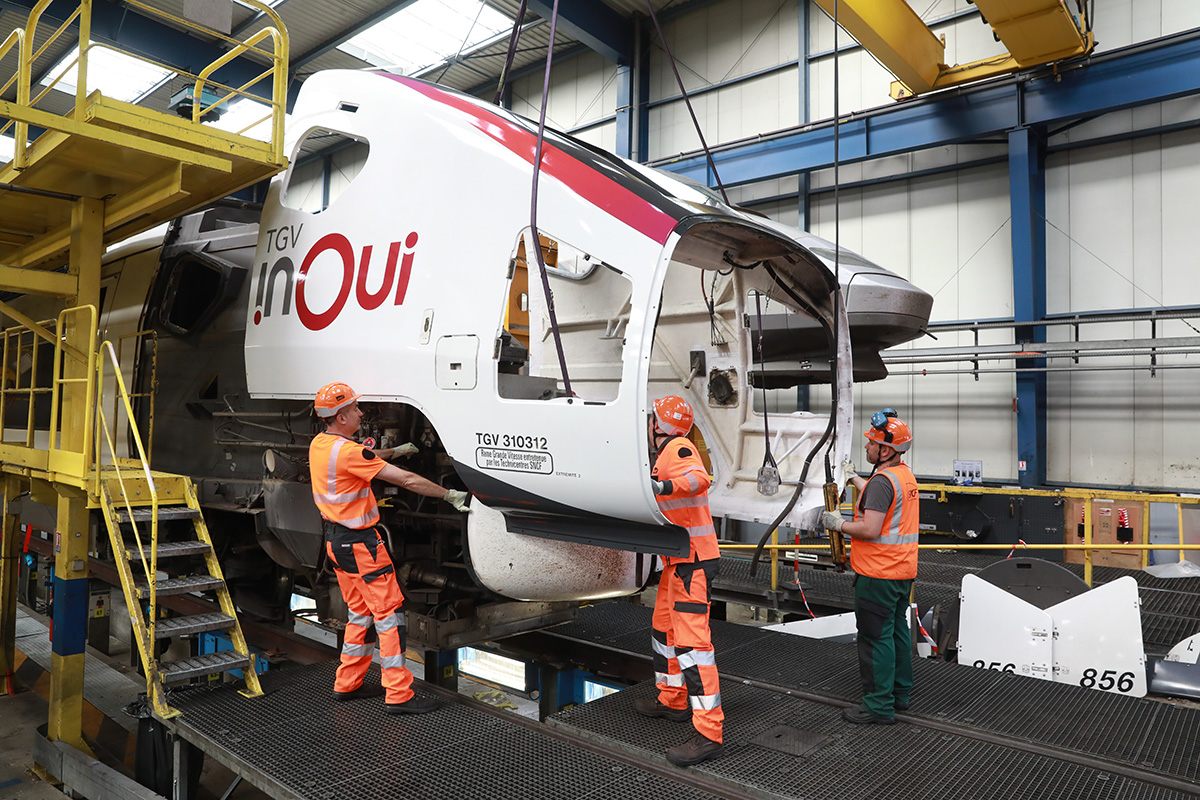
[393,443,419,458]
[820,510,845,533]
[444,489,471,512]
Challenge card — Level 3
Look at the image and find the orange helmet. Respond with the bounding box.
[315,382,362,418]
[864,408,912,453]
[653,395,694,437]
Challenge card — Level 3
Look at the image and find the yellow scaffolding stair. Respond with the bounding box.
[95,338,263,716]
[0,0,290,742]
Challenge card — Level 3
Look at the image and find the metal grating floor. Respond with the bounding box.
[168,662,724,800]
[550,680,1194,800]
[910,553,1200,654]
[549,602,1200,796]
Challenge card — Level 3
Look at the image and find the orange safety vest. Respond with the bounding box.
[851,462,919,579]
[653,436,720,564]
[309,432,387,529]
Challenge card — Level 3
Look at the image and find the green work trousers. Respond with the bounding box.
[854,574,914,719]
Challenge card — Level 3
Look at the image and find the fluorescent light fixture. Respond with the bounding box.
[583,679,619,703]
[338,0,510,75]
[458,647,527,691]
[39,45,173,104]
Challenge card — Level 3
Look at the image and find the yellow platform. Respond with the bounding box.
[0,93,283,273]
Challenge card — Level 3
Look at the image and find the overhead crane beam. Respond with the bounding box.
[975,0,1091,66]
[811,0,946,95]
[812,0,1091,98]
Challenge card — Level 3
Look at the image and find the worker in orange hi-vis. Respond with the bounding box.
[823,409,919,725]
[635,395,724,767]
[309,381,470,714]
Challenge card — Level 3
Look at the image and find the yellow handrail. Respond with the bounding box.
[16,0,89,169]
[96,340,159,645]
[1,0,289,166]
[48,304,96,469]
[191,24,288,161]
[114,329,158,461]
[126,0,289,162]
[0,29,26,160]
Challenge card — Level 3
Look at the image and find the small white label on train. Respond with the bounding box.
[476,447,553,474]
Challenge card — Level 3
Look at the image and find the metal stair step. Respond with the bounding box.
[160,650,250,684]
[126,540,211,559]
[116,506,201,524]
[135,575,224,598]
[153,613,235,639]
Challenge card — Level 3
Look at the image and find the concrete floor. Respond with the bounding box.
[0,689,71,799]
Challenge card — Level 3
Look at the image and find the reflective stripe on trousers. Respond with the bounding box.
[328,537,414,705]
[651,560,723,743]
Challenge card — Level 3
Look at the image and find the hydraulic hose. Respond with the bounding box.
[747,263,840,578]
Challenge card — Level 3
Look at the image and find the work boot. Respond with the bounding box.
[634,696,691,722]
[894,699,910,711]
[333,683,384,701]
[385,694,439,715]
[842,705,896,725]
[666,732,724,767]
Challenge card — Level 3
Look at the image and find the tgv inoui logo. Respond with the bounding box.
[253,229,419,331]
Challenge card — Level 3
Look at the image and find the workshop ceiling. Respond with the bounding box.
[0,0,689,129]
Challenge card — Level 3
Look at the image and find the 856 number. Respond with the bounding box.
[1080,668,1135,693]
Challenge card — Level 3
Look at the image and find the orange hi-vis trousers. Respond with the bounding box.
[325,522,413,704]
[651,559,723,743]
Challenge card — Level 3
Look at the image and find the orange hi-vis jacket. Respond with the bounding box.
[851,462,919,580]
[309,432,387,529]
[653,436,720,565]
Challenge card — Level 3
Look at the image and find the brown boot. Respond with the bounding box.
[666,732,724,767]
[634,697,691,722]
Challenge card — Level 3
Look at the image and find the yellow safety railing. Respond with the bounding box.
[0,319,52,448]
[0,29,27,166]
[1,0,289,168]
[126,0,290,162]
[725,478,1200,588]
[95,340,161,696]
[723,541,1200,587]
[0,304,94,481]
[48,305,97,475]
[110,329,158,466]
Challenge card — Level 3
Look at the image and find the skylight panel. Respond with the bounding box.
[39,45,173,104]
[338,0,511,75]
[208,97,289,141]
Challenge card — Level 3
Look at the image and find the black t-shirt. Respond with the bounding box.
[859,471,896,514]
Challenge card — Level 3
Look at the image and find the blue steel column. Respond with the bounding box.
[636,16,650,162]
[1009,126,1047,487]
[797,0,810,230]
[615,59,633,159]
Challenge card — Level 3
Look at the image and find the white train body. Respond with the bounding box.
[69,70,930,637]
